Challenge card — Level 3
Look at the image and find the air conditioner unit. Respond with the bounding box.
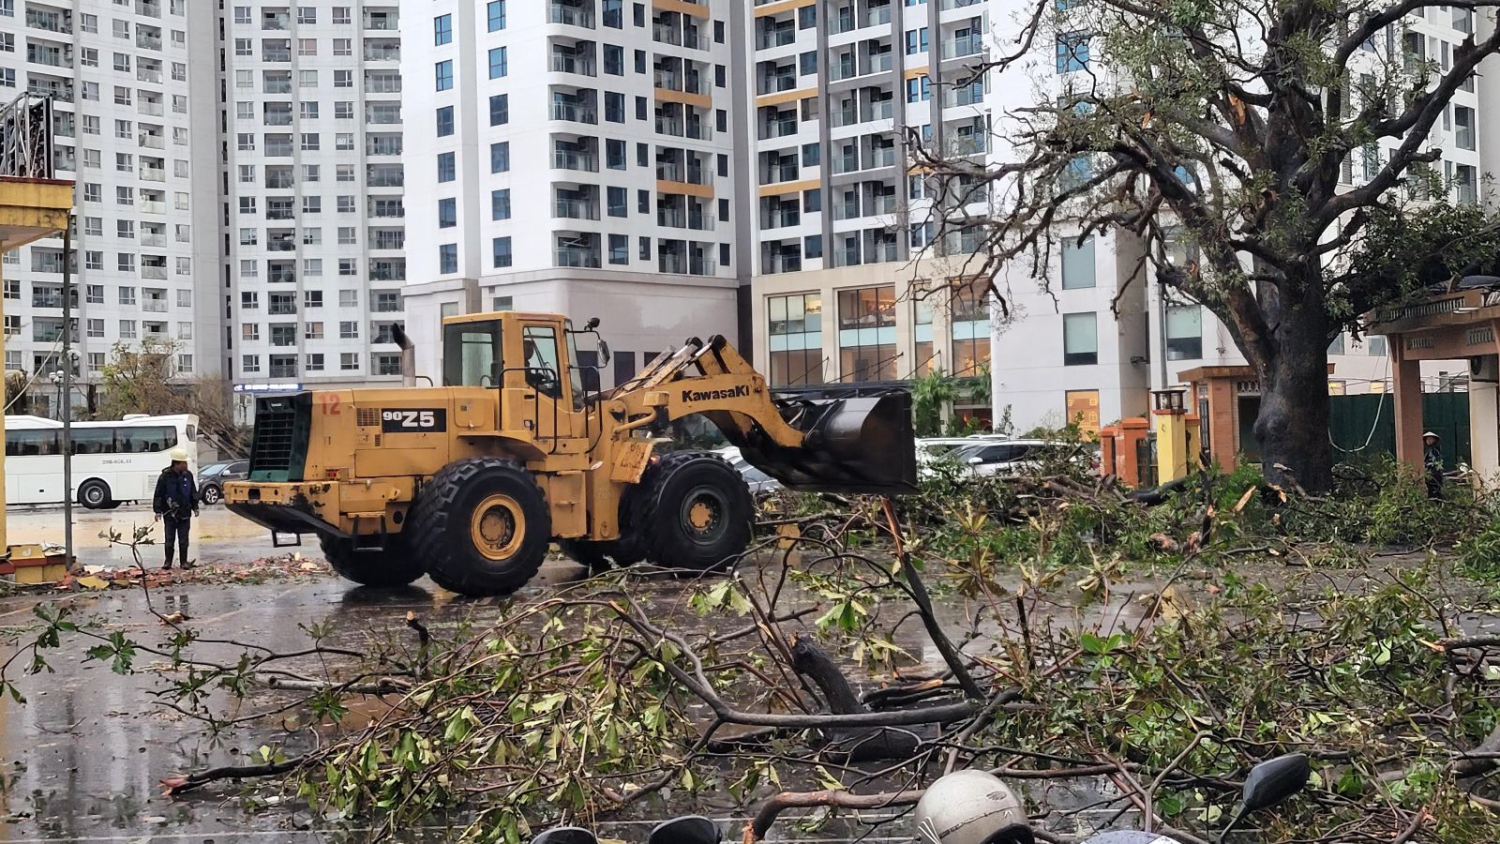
[1470,355,1498,382]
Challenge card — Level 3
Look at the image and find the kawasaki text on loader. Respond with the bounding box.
[224,311,916,597]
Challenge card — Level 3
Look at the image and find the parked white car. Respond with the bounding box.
[944,439,1101,479]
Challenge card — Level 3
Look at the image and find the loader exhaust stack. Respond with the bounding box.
[391,323,416,388]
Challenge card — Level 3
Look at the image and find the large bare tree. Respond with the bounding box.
[920,0,1500,489]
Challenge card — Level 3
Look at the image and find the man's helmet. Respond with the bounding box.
[914,770,1033,844]
[1080,834,1181,844]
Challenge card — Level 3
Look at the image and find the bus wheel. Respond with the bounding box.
[79,479,112,510]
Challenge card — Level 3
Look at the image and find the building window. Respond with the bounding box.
[603,0,622,27]
[491,142,510,172]
[607,139,626,170]
[605,44,624,76]
[437,152,456,182]
[607,186,627,217]
[837,286,897,382]
[1165,304,1202,360]
[434,14,452,45]
[768,293,823,386]
[492,189,511,220]
[1455,106,1476,150]
[489,47,508,79]
[440,243,458,274]
[493,237,513,268]
[490,94,509,126]
[488,0,506,31]
[1063,312,1098,366]
[1060,237,1096,289]
[951,281,992,377]
[437,106,454,137]
[341,353,360,372]
[1056,32,1091,73]
[435,60,454,91]
[609,234,629,265]
[438,198,457,228]
[605,92,625,123]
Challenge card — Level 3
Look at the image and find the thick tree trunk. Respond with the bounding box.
[1252,287,1334,493]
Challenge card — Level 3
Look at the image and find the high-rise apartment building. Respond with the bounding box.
[217,2,407,391]
[399,0,747,388]
[745,0,1491,435]
[745,0,997,423]
[0,0,220,415]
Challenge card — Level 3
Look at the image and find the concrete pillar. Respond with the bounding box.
[1392,337,1425,472]
[1470,378,1499,481]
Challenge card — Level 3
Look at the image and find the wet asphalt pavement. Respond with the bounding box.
[0,504,605,843]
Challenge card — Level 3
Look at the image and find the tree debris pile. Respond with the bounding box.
[4,458,1500,843]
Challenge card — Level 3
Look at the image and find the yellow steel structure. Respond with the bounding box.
[0,177,74,551]
[226,311,914,596]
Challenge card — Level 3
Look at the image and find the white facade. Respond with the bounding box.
[399,0,746,387]
[218,1,407,392]
[0,0,219,416]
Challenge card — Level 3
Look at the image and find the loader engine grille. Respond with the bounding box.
[248,392,313,482]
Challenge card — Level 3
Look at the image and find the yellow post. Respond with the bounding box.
[0,177,75,552]
[1151,388,1191,485]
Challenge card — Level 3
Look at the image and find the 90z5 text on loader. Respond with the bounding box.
[224,311,916,597]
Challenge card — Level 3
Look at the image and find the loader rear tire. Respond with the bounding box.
[414,457,551,597]
[319,536,426,589]
[632,452,753,572]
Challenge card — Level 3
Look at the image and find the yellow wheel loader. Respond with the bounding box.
[224,311,916,596]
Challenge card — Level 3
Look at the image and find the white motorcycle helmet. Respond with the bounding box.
[914,770,1033,844]
[1081,834,1181,844]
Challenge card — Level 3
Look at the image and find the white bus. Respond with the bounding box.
[4,414,199,508]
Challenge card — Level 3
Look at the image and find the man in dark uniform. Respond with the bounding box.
[152,447,199,570]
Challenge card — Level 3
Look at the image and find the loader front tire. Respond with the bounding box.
[633,452,754,571]
[414,458,551,597]
[319,536,426,589]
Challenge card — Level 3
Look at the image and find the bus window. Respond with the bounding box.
[71,428,116,455]
[185,424,197,442]
[6,429,60,456]
[118,426,178,454]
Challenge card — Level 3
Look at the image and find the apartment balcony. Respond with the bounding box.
[942,0,985,8]
[137,1,162,17]
[756,27,796,49]
[554,199,600,221]
[552,103,599,124]
[267,208,295,221]
[868,147,896,168]
[31,293,65,309]
[366,166,405,187]
[763,209,801,229]
[267,239,296,252]
[762,253,802,274]
[942,35,984,60]
[552,54,598,76]
[867,53,894,74]
[264,113,293,126]
[831,156,860,176]
[363,12,399,30]
[26,10,71,33]
[550,3,596,28]
[946,135,988,157]
[141,233,166,248]
[136,33,162,51]
[759,74,797,95]
[367,137,404,156]
[371,232,406,251]
[364,43,401,62]
[658,210,715,231]
[657,163,711,185]
[142,299,168,312]
[137,68,162,84]
[863,101,895,123]
[653,23,683,46]
[369,204,405,219]
[365,73,403,93]
[139,166,165,183]
[141,267,168,281]
[869,194,898,215]
[26,47,71,69]
[659,254,716,276]
[140,200,166,214]
[27,80,72,102]
[866,4,892,26]
[139,101,165,117]
[554,151,599,172]
[263,12,290,30]
[556,245,601,268]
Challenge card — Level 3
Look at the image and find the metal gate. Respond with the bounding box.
[1136,433,1157,487]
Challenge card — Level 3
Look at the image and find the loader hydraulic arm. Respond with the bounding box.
[605,335,918,495]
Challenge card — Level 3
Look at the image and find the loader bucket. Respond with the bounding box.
[723,390,918,495]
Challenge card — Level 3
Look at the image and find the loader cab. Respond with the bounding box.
[440,312,588,448]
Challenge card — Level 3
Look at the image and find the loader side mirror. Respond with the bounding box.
[1241,753,1310,812]
[597,338,612,367]
[586,317,601,331]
